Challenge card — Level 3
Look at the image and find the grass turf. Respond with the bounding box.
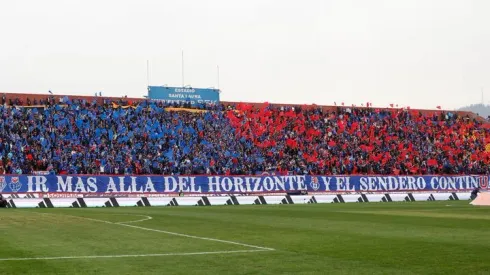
[1,201,489,274]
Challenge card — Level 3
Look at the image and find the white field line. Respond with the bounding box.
[40,213,275,251]
[114,214,153,224]
[0,249,269,261]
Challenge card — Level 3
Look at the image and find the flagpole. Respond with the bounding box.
[482,87,484,105]
[146,60,150,87]
[217,65,220,91]
[182,50,184,87]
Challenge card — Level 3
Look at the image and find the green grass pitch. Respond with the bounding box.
[1,201,489,274]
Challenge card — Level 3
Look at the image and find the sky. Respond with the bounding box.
[0,0,489,110]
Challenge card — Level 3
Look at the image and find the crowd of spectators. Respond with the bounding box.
[0,96,489,176]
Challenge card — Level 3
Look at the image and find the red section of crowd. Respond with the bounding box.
[227,103,490,175]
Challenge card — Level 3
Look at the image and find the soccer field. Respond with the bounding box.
[1,201,489,275]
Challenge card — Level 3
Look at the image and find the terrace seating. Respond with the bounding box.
[0,98,488,176]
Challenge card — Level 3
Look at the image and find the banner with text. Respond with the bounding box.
[0,175,487,194]
[148,86,220,106]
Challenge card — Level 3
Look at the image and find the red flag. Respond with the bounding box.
[427,159,438,166]
[436,106,441,109]
[286,138,298,148]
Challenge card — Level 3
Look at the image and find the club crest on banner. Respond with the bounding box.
[0,176,6,192]
[310,177,320,191]
[9,177,22,192]
[478,176,489,189]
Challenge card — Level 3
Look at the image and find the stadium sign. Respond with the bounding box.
[0,175,486,194]
[147,86,220,105]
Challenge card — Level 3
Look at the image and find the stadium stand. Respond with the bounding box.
[0,93,489,176]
